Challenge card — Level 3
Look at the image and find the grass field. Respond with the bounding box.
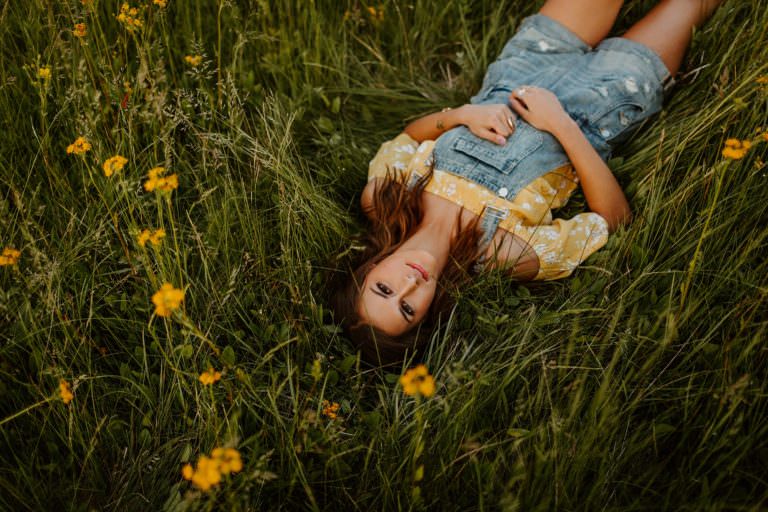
[1,0,767,510]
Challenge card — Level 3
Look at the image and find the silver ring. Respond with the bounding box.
[517,87,527,96]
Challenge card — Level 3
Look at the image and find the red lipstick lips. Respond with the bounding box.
[407,263,429,280]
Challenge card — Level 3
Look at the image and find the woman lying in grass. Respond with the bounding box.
[332,0,723,366]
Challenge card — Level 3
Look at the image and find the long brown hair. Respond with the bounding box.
[331,167,483,367]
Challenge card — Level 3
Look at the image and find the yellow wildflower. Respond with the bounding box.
[153,0,167,7]
[182,447,243,492]
[722,138,750,160]
[117,3,143,32]
[59,379,74,404]
[151,282,184,317]
[143,166,178,193]
[149,228,165,246]
[0,247,21,266]
[756,76,768,85]
[137,229,152,247]
[367,5,384,21]
[211,447,243,474]
[37,66,51,81]
[73,23,87,38]
[198,367,222,385]
[66,136,91,155]
[184,55,203,67]
[102,155,128,177]
[321,399,340,419]
[399,364,436,398]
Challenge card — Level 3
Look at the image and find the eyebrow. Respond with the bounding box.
[368,286,412,323]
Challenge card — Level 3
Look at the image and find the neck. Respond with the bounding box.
[397,211,457,277]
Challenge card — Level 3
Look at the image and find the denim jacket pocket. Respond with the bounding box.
[451,120,544,175]
[587,79,650,143]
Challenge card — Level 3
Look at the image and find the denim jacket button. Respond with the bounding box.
[498,187,509,198]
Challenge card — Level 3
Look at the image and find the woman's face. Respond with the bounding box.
[356,249,438,336]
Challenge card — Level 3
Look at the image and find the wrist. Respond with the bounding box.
[449,104,467,127]
[550,114,579,140]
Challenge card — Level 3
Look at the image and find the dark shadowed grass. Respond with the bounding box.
[0,0,767,510]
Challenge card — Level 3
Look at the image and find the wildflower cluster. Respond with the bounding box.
[66,136,91,155]
[137,228,165,247]
[73,23,87,38]
[0,247,21,266]
[321,400,340,419]
[722,138,752,160]
[37,66,51,82]
[367,5,385,21]
[184,55,203,67]
[116,3,143,32]
[59,380,73,404]
[143,166,178,193]
[151,282,184,317]
[182,448,243,492]
[199,367,222,385]
[102,155,128,177]
[400,365,436,398]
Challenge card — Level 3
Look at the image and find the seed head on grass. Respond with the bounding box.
[66,136,91,155]
[59,379,73,404]
[400,364,436,398]
[102,155,127,177]
[0,247,21,266]
[151,283,184,317]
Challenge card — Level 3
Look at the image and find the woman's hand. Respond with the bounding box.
[457,104,517,146]
[508,86,572,135]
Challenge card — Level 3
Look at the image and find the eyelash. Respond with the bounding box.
[377,282,415,317]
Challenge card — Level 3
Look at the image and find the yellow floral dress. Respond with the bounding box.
[368,132,609,280]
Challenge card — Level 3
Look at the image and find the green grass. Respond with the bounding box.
[1,0,767,510]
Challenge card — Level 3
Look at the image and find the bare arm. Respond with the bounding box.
[508,87,631,232]
[404,104,517,145]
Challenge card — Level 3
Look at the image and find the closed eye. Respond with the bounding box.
[369,283,414,323]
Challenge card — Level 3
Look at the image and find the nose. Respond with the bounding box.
[397,275,419,298]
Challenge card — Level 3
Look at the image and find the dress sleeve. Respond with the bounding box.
[367,132,420,181]
[517,212,610,280]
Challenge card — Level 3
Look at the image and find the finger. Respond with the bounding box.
[508,97,529,120]
[502,105,517,131]
[477,128,506,146]
[509,91,529,111]
[494,114,512,136]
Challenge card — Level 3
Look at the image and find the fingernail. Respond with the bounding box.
[498,137,506,145]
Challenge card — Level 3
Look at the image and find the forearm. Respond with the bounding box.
[552,118,631,232]
[404,107,464,142]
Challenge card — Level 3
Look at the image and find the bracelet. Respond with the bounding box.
[437,107,451,130]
